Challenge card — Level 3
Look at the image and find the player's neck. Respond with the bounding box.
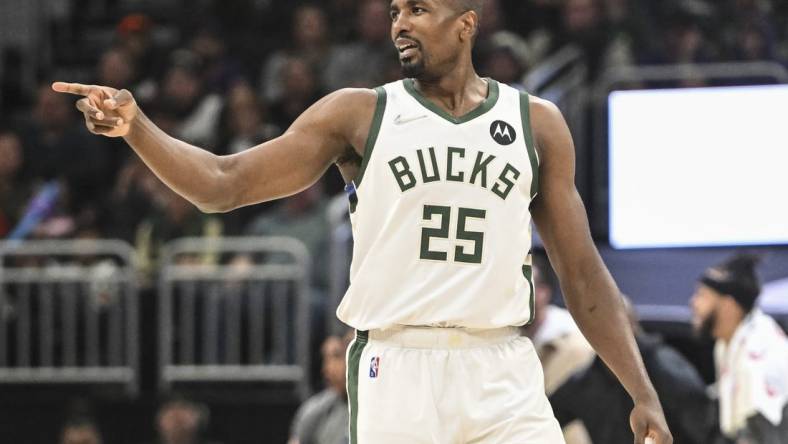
[717,310,746,344]
[412,65,488,118]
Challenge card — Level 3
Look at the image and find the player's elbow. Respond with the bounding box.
[192,194,232,213]
[194,189,238,214]
[194,202,230,214]
[193,164,239,214]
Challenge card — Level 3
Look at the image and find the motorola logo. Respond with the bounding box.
[490,120,516,146]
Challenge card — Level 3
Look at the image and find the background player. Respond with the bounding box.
[691,254,788,442]
[52,0,671,442]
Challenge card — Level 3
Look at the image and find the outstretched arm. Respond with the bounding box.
[51,82,376,213]
[529,96,672,444]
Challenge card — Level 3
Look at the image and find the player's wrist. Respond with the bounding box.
[123,109,147,140]
[631,387,660,406]
[624,374,658,402]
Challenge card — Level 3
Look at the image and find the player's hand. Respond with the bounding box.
[630,397,673,444]
[51,82,138,137]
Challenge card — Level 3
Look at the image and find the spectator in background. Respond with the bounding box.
[259,4,336,103]
[552,295,714,444]
[96,47,137,90]
[600,0,662,65]
[655,3,717,79]
[475,0,532,80]
[218,81,280,156]
[666,18,710,65]
[19,84,110,215]
[558,0,635,79]
[158,50,224,148]
[189,26,243,95]
[107,156,159,244]
[690,254,788,443]
[245,180,329,291]
[0,127,30,237]
[269,56,324,130]
[60,417,103,444]
[289,332,353,444]
[717,11,785,84]
[728,18,777,62]
[480,45,527,88]
[116,13,154,67]
[323,0,396,91]
[115,13,162,101]
[325,0,362,43]
[135,183,221,271]
[522,252,594,444]
[152,398,222,444]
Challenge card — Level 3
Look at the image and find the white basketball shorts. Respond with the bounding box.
[345,326,566,444]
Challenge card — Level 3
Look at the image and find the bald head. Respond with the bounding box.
[448,0,485,41]
[449,0,485,17]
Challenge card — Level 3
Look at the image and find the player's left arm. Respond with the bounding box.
[529,96,672,444]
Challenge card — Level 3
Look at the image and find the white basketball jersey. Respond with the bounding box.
[336,79,539,330]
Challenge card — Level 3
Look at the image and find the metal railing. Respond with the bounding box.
[0,240,139,395]
[158,236,312,399]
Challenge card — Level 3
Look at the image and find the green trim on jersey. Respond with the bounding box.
[355,87,387,189]
[519,91,539,199]
[347,330,368,444]
[403,78,500,125]
[522,264,536,325]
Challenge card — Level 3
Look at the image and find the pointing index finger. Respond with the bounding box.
[51,82,93,96]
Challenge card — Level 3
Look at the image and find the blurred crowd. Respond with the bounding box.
[60,397,222,444]
[1,0,788,286]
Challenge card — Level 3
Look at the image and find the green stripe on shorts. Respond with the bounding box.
[347,330,368,444]
[522,264,536,325]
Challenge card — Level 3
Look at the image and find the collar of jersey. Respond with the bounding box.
[403,78,499,125]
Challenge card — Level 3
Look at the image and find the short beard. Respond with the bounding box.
[694,309,718,343]
[401,58,426,78]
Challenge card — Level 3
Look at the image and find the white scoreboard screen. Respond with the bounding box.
[608,85,788,249]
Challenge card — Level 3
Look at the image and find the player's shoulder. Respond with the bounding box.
[319,87,379,113]
[306,88,380,133]
[526,94,563,128]
[522,94,570,154]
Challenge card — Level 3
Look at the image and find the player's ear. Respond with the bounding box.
[460,11,479,42]
[458,10,479,43]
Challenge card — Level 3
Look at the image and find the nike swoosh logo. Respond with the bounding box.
[393,114,428,125]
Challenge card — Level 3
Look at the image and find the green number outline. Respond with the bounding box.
[420,205,451,261]
[455,207,486,264]
[419,205,486,264]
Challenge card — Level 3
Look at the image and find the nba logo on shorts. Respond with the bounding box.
[369,356,380,378]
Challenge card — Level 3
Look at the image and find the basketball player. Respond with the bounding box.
[691,254,788,442]
[52,1,671,442]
